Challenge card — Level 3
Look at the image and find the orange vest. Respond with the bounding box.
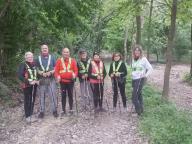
[90,60,104,84]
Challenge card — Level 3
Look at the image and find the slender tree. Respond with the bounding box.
[147,0,154,60]
[162,0,178,98]
[190,23,192,76]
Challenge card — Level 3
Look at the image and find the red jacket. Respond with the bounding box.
[54,57,78,83]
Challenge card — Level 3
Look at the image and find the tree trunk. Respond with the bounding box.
[155,49,159,63]
[136,16,141,45]
[162,0,178,99]
[147,0,154,60]
[190,23,192,76]
[124,25,128,62]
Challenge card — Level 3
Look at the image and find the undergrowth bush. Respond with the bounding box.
[139,85,192,144]
[183,73,192,85]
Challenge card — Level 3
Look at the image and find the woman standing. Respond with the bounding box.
[109,52,127,112]
[131,45,153,115]
[88,52,106,113]
[18,52,39,123]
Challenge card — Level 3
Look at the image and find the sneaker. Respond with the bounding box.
[26,117,31,124]
[60,111,66,117]
[111,107,116,113]
[38,112,44,119]
[53,111,58,118]
[26,116,37,123]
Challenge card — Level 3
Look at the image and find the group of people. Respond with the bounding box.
[17,44,152,123]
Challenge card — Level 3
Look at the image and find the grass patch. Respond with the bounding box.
[139,85,192,144]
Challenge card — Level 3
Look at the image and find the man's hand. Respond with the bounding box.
[97,75,101,79]
[97,75,103,80]
[84,74,88,78]
[72,73,76,79]
[35,80,40,85]
[42,73,47,77]
[82,75,85,79]
[115,72,120,77]
[29,81,36,85]
[56,76,61,83]
[110,73,114,78]
[46,72,51,77]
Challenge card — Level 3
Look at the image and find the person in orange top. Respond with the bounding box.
[54,48,78,115]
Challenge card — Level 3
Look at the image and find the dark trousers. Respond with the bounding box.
[90,83,104,109]
[23,85,37,118]
[132,78,144,115]
[112,80,127,108]
[60,82,74,111]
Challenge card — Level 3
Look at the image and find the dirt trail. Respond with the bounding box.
[0,76,148,144]
[148,64,192,111]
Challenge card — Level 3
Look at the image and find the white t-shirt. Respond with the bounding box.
[131,57,153,80]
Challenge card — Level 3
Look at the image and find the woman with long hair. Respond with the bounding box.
[131,45,153,115]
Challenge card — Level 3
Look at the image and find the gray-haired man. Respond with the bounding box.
[37,44,58,118]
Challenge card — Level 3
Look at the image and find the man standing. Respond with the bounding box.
[37,44,58,118]
[77,49,92,111]
[54,48,78,115]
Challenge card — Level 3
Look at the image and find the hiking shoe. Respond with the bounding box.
[53,111,58,118]
[38,112,44,119]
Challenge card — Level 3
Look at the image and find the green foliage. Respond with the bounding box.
[183,73,192,86]
[139,85,192,144]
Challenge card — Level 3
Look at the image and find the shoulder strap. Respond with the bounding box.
[61,57,72,72]
[39,55,51,72]
[113,61,122,72]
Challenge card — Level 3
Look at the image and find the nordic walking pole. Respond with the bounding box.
[101,78,110,114]
[85,77,92,115]
[49,80,57,113]
[116,77,122,114]
[83,77,87,111]
[98,75,103,113]
[30,85,35,124]
[73,80,78,116]
[130,75,143,116]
